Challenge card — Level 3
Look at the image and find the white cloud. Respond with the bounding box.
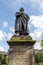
[0,30,5,41]
[10,27,15,33]
[0,47,5,52]
[3,21,8,27]
[3,32,13,40]
[30,29,42,41]
[0,30,13,41]
[7,33,13,40]
[30,0,43,12]
[29,15,43,49]
[34,42,42,50]
[30,15,43,40]
[30,15,43,28]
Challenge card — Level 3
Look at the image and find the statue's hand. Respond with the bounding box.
[16,12,19,16]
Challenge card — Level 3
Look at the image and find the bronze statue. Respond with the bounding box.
[15,7,30,35]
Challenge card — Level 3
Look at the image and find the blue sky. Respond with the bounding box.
[0,0,43,52]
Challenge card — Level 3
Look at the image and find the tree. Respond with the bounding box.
[1,55,6,64]
[0,55,2,65]
[4,55,9,65]
[41,33,43,49]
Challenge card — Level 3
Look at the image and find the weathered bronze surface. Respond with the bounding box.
[15,7,30,35]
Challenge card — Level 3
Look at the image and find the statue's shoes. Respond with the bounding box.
[16,33,19,36]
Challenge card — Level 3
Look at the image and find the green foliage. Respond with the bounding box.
[0,54,9,65]
[4,55,9,65]
[35,53,43,63]
[0,55,2,65]
[41,34,43,49]
[1,55,6,64]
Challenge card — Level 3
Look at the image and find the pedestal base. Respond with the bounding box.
[7,36,36,65]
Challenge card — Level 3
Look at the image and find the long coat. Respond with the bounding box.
[15,11,29,35]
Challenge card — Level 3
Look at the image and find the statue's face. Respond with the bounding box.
[20,10,24,12]
[20,8,24,12]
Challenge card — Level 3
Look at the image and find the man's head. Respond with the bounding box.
[20,7,24,12]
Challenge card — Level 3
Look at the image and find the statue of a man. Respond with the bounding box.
[15,7,30,35]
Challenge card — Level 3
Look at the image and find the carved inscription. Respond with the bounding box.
[9,46,33,65]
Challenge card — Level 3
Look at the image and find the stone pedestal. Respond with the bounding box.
[7,36,36,65]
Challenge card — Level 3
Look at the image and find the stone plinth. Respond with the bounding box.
[7,35,36,65]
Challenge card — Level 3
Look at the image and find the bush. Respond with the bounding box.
[35,53,43,63]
